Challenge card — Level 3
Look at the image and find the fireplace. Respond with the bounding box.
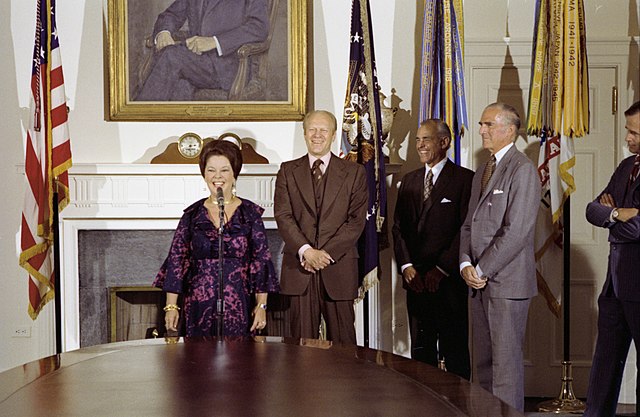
[61,163,280,350]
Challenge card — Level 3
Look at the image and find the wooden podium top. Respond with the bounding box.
[0,337,522,416]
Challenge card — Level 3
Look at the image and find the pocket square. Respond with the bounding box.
[492,189,504,194]
[440,198,452,203]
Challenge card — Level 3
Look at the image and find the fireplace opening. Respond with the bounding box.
[109,286,164,342]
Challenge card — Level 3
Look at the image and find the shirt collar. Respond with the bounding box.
[493,142,514,165]
[308,152,332,171]
[425,158,448,184]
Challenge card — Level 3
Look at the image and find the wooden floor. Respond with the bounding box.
[523,397,637,417]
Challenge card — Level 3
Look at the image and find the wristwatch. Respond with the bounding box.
[612,208,619,221]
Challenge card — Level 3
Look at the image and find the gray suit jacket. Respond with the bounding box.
[459,145,541,299]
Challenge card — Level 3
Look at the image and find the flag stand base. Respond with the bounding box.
[537,361,586,413]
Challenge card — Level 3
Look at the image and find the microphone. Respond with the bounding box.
[216,187,225,208]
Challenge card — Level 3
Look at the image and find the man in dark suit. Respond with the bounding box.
[136,0,269,101]
[459,102,541,411]
[584,100,640,417]
[392,119,473,379]
[274,110,368,344]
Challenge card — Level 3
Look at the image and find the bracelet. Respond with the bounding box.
[257,303,267,311]
[163,304,180,312]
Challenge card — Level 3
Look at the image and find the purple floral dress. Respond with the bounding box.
[154,198,279,336]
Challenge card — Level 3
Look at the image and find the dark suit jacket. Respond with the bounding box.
[459,145,541,299]
[153,0,269,90]
[393,160,474,289]
[586,155,640,301]
[274,154,368,300]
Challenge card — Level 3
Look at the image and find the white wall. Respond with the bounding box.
[1,0,637,375]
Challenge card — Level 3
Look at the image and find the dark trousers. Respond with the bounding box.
[584,290,640,417]
[289,273,356,344]
[407,285,470,380]
[137,45,220,101]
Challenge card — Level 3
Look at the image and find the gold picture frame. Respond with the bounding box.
[107,0,308,121]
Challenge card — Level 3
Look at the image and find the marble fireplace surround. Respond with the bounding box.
[61,164,381,351]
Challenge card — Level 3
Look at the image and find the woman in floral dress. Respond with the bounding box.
[154,139,279,336]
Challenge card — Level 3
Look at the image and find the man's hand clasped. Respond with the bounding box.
[403,266,446,293]
[461,265,488,290]
[155,32,217,56]
[301,248,333,272]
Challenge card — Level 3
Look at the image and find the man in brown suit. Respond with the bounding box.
[274,110,368,344]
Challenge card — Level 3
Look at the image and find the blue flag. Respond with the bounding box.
[419,0,468,164]
[341,0,387,297]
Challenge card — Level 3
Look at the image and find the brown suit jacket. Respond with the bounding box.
[274,153,368,300]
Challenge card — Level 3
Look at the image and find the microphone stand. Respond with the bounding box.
[216,200,225,339]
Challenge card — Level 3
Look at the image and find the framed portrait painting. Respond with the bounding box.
[107,0,308,121]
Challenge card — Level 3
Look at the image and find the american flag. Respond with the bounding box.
[341,0,386,298]
[19,0,72,320]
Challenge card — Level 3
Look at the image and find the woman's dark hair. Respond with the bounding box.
[199,140,243,179]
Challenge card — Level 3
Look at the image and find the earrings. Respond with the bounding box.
[232,182,237,197]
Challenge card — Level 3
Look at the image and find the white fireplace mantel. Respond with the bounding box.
[63,163,280,224]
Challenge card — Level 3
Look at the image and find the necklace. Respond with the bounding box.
[208,195,235,206]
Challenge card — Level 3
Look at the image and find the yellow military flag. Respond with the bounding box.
[526,0,588,317]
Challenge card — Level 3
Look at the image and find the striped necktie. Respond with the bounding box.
[423,169,433,201]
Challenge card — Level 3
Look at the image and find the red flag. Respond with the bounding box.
[20,0,72,320]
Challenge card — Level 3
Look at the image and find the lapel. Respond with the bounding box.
[478,146,516,204]
[198,0,223,33]
[417,160,453,232]
[624,156,640,203]
[321,155,347,215]
[291,156,316,216]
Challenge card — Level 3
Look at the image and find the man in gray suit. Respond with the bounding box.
[459,102,541,411]
[583,101,640,417]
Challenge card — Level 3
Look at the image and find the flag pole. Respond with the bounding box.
[563,198,571,362]
[52,177,63,354]
[538,197,585,413]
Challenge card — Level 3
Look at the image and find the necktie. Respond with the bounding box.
[630,155,640,185]
[423,169,433,201]
[311,159,323,185]
[480,155,496,195]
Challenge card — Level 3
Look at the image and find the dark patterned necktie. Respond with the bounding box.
[481,155,496,195]
[630,155,640,185]
[423,169,433,201]
[312,159,323,186]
